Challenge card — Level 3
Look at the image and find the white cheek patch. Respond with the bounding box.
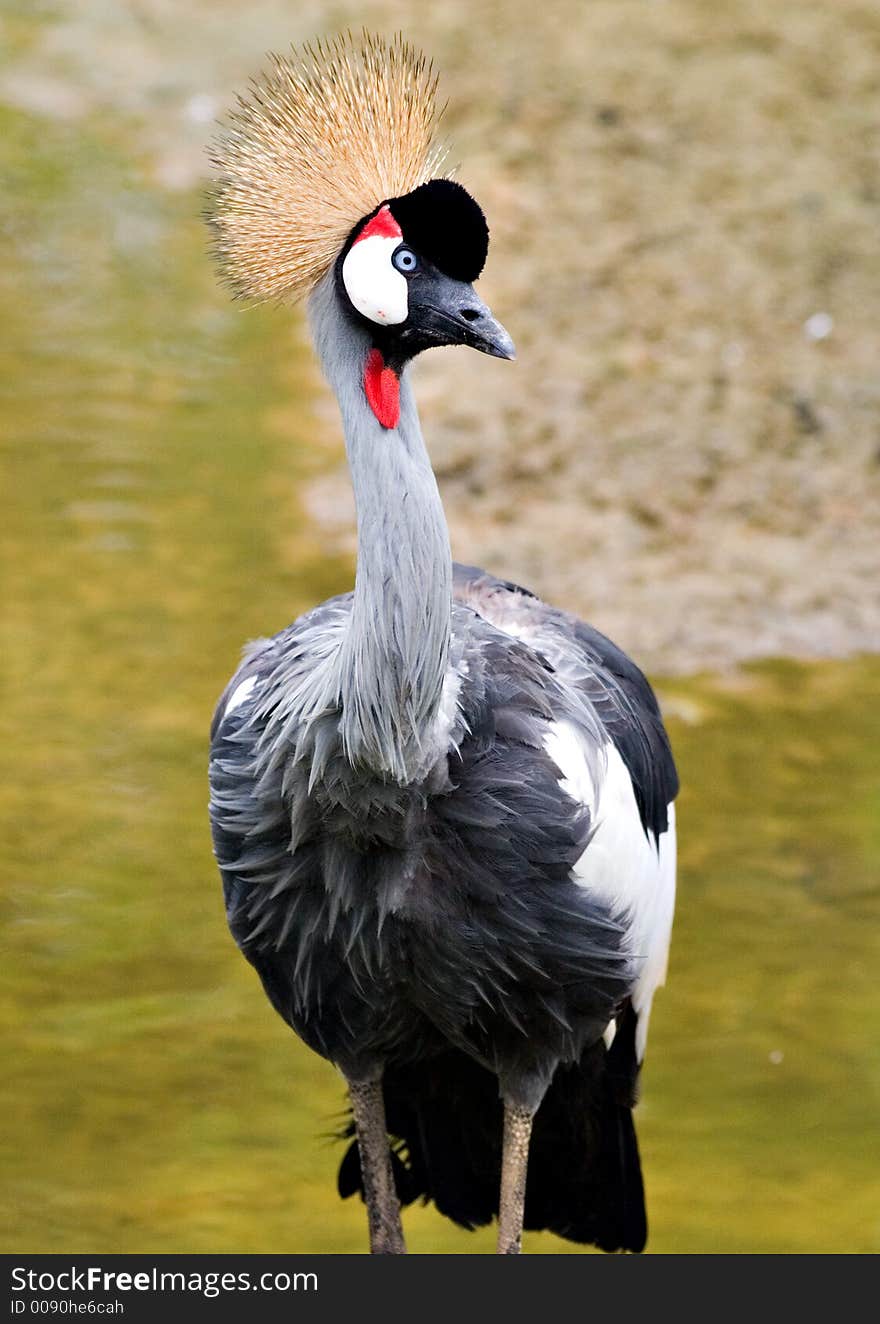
[341,234,408,325]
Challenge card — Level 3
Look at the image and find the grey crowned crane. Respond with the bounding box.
[207,33,678,1255]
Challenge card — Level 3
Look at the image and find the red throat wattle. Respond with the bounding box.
[363,349,400,429]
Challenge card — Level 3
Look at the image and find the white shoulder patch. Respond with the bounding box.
[543,718,602,807]
[224,674,258,718]
[544,721,676,1061]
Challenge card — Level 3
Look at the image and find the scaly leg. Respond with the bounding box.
[346,1076,406,1254]
[497,1101,535,1254]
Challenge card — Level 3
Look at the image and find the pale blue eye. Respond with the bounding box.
[393,246,418,274]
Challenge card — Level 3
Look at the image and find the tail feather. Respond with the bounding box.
[338,1005,648,1252]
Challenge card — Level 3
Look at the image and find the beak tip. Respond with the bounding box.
[489,331,516,361]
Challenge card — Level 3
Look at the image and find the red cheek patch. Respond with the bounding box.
[364,349,400,429]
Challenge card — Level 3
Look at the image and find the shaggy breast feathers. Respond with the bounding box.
[209,567,677,1080]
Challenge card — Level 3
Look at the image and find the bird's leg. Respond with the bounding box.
[497,1100,535,1254]
[346,1076,406,1254]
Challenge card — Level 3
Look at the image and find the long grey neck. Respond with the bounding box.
[308,272,453,783]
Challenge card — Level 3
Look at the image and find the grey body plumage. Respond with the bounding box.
[212,575,635,1091]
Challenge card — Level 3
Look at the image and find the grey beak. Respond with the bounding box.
[453,289,516,360]
[405,274,516,360]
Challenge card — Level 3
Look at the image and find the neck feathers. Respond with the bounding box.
[308,274,452,783]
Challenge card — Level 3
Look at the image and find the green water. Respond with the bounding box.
[3,73,878,1256]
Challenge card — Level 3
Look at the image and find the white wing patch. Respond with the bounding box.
[224,674,258,718]
[544,720,676,1061]
[632,803,676,1060]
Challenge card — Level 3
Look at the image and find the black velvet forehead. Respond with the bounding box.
[386,179,489,282]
